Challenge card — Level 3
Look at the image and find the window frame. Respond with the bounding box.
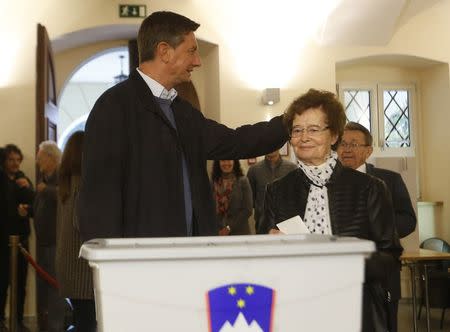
[338,82,416,158]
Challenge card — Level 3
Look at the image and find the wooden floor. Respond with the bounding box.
[10,300,450,331]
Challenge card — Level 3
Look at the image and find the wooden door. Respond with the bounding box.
[36,23,58,148]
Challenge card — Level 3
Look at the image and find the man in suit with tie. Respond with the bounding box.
[337,121,416,332]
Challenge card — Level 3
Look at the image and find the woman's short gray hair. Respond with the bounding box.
[38,141,62,163]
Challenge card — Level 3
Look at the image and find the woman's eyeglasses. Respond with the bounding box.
[290,125,329,138]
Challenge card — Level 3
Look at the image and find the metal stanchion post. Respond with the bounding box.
[409,263,418,332]
[9,235,19,332]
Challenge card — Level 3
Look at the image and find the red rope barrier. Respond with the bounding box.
[18,244,60,289]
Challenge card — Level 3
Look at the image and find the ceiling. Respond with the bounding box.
[318,0,442,46]
[52,0,443,53]
[54,0,444,83]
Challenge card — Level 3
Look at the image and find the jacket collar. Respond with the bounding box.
[365,163,375,175]
[264,156,283,169]
[293,159,345,187]
[129,69,180,133]
[328,160,344,184]
[43,170,58,185]
[136,68,178,101]
[129,69,160,111]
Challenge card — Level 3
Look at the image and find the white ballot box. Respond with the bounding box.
[80,234,374,332]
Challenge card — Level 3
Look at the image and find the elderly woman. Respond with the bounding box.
[211,160,252,235]
[258,89,402,332]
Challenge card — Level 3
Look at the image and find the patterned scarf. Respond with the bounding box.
[213,176,236,216]
[297,151,338,234]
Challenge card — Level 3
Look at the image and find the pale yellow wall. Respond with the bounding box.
[196,44,220,122]
[419,64,450,239]
[337,64,422,84]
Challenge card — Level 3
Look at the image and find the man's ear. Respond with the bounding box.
[156,42,172,64]
[366,146,374,159]
[330,133,338,146]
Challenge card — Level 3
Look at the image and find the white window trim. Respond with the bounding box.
[338,82,416,158]
[376,83,416,158]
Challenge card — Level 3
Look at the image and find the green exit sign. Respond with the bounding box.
[119,5,146,18]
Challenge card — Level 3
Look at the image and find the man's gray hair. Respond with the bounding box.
[38,140,62,163]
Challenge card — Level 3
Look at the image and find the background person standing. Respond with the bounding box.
[211,160,252,236]
[337,121,416,332]
[0,144,34,332]
[247,150,296,231]
[28,141,67,332]
[56,132,96,332]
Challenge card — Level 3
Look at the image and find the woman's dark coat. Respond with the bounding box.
[259,162,403,332]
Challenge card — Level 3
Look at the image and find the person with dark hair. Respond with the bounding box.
[337,121,416,332]
[258,89,402,332]
[0,148,5,170]
[55,131,96,332]
[78,11,288,241]
[211,160,252,235]
[0,144,34,332]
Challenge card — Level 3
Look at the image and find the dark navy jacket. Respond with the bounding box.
[78,69,289,240]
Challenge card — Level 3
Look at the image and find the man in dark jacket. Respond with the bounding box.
[337,121,416,332]
[29,141,66,332]
[78,11,289,241]
[247,150,297,231]
[0,144,34,332]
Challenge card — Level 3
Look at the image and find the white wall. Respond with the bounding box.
[419,64,450,239]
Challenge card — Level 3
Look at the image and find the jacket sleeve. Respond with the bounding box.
[391,173,417,238]
[246,167,257,209]
[224,177,252,232]
[14,176,35,220]
[202,115,290,160]
[17,176,35,205]
[365,178,403,284]
[78,93,126,241]
[257,183,277,234]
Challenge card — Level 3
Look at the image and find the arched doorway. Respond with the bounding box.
[53,25,219,150]
[57,47,129,149]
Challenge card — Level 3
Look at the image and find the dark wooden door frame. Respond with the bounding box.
[36,23,58,149]
[36,23,58,182]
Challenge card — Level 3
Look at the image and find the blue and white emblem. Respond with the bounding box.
[207,283,276,332]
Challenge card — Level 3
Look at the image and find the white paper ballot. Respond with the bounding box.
[276,215,311,235]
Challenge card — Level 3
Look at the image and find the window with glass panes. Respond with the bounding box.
[383,89,411,147]
[339,85,414,153]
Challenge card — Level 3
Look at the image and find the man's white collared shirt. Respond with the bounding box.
[356,163,367,173]
[136,68,177,101]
